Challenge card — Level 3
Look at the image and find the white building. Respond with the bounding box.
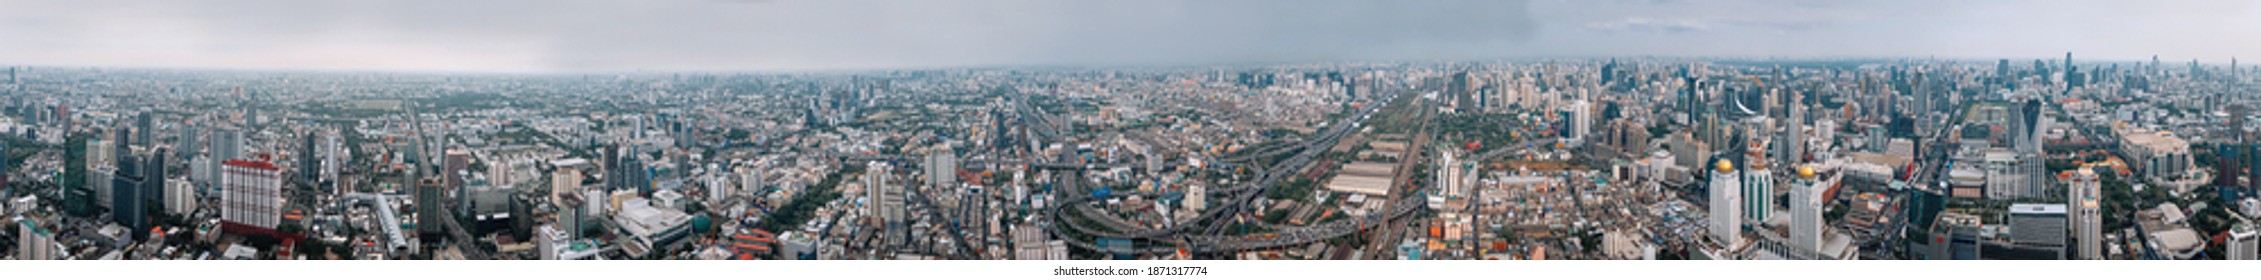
[221,159,283,232]
[1790,166,1823,253]
[17,220,60,260]
[1710,160,1742,245]
[2071,168,2103,260]
[165,177,195,216]
[2231,222,2259,260]
[1570,100,1593,145]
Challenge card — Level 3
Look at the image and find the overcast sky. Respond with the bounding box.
[1,0,2256,73]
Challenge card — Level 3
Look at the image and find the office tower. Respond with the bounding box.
[621,154,652,196]
[2231,222,2259,260]
[176,125,200,160]
[63,133,95,216]
[1571,100,1593,145]
[113,150,146,241]
[321,131,343,185]
[1998,59,2012,78]
[444,149,469,191]
[417,177,445,237]
[136,112,154,148]
[443,148,471,217]
[300,131,319,184]
[142,148,168,211]
[2071,168,2103,260]
[1790,165,1823,253]
[2010,204,2069,259]
[2017,100,2048,199]
[17,220,58,260]
[221,159,282,234]
[210,126,242,161]
[603,145,623,191]
[927,144,958,188]
[1709,159,1742,245]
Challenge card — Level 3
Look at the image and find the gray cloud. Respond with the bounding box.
[0,0,2254,72]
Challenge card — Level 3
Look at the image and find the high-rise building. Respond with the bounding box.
[0,145,8,194]
[1779,91,1806,168]
[17,219,59,260]
[552,168,581,208]
[210,126,243,161]
[300,131,320,184]
[164,178,194,216]
[927,144,958,189]
[136,112,155,148]
[1743,143,1773,224]
[142,148,168,212]
[1998,59,2012,78]
[416,177,446,237]
[221,159,283,235]
[2231,222,2259,260]
[1790,165,1823,253]
[623,154,652,197]
[1709,159,1742,245]
[866,161,903,225]
[444,149,470,191]
[176,125,200,160]
[2009,203,2068,259]
[112,150,147,241]
[443,148,473,219]
[2071,168,2103,260]
[1570,100,1593,145]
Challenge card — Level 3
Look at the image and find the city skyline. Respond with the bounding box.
[1,0,2258,73]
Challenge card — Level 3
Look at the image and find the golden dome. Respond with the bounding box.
[1715,159,1734,172]
[1798,165,1817,178]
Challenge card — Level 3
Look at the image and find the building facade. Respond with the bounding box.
[221,159,283,234]
[1709,160,1742,245]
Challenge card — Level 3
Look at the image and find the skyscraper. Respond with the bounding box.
[136,112,155,148]
[1790,165,1823,254]
[1778,90,1806,169]
[603,145,621,191]
[1709,159,1742,245]
[1743,142,1773,224]
[112,149,147,241]
[300,130,320,184]
[210,126,242,161]
[143,148,168,211]
[444,149,470,191]
[177,124,202,159]
[417,177,445,237]
[2071,168,2102,260]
